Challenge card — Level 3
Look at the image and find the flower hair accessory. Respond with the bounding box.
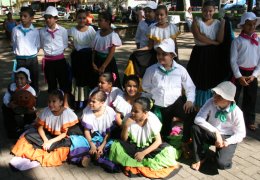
[112,73,117,82]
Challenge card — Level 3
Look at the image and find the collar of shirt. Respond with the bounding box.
[17,24,35,36]
[215,102,236,122]
[157,61,177,75]
[46,24,60,32]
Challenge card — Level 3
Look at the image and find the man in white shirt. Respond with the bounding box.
[191,81,246,171]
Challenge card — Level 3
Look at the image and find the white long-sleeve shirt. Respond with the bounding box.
[135,20,156,48]
[194,98,246,145]
[40,24,68,56]
[12,24,40,56]
[142,61,196,107]
[230,35,260,78]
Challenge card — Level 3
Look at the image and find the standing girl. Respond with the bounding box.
[92,12,122,88]
[141,5,180,51]
[68,9,96,110]
[90,72,123,107]
[69,90,117,170]
[109,97,181,179]
[11,89,78,167]
[187,0,226,107]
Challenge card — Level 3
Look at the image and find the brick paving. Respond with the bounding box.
[0,31,260,180]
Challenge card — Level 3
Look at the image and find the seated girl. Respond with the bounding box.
[69,90,118,171]
[11,89,79,167]
[109,97,181,179]
[90,72,123,107]
[113,75,151,127]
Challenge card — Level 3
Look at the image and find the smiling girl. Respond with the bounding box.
[11,89,78,167]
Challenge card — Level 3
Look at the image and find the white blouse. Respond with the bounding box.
[135,20,156,48]
[128,112,162,148]
[92,30,122,54]
[81,105,116,135]
[195,17,220,45]
[147,23,180,47]
[38,107,78,135]
[68,26,96,51]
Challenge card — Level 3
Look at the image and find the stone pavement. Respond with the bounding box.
[0,31,260,180]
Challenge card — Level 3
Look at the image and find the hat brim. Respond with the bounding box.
[237,17,260,28]
[155,45,177,57]
[211,88,234,101]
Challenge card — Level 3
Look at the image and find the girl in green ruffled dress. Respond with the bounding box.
[109,97,181,179]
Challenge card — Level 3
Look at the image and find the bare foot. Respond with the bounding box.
[191,159,206,171]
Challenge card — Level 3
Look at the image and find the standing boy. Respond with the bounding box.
[12,7,40,93]
[40,6,69,107]
[230,12,260,131]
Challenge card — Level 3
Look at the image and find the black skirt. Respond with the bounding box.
[187,45,227,90]
[91,51,121,89]
[71,48,93,87]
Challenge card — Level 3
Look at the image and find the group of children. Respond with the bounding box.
[1,0,260,178]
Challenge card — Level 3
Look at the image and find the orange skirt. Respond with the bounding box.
[124,165,181,179]
[11,136,69,167]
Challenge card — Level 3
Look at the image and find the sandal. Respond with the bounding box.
[247,124,256,131]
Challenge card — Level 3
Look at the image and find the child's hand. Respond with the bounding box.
[222,140,229,148]
[98,65,106,74]
[89,143,97,155]
[183,101,194,114]
[97,145,104,155]
[215,131,223,148]
[92,63,99,72]
[134,151,146,162]
[124,118,135,127]
[245,76,255,84]
[238,76,249,86]
[42,140,53,151]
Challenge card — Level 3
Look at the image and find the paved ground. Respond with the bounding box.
[0,31,260,180]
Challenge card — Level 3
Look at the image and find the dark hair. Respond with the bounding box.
[49,89,64,102]
[20,6,35,17]
[98,11,112,25]
[203,0,216,8]
[124,75,140,89]
[76,9,86,17]
[156,5,168,15]
[15,71,29,81]
[134,97,152,112]
[99,72,115,85]
[90,90,107,102]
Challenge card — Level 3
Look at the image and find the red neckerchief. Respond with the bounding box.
[15,84,30,91]
[239,32,259,46]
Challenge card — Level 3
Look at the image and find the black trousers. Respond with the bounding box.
[16,57,39,93]
[158,96,197,142]
[191,125,237,170]
[44,59,70,93]
[234,69,258,125]
[2,104,36,138]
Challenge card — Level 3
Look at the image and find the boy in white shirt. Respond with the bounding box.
[142,38,196,155]
[40,6,69,107]
[230,12,260,131]
[12,6,40,93]
[191,81,246,171]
